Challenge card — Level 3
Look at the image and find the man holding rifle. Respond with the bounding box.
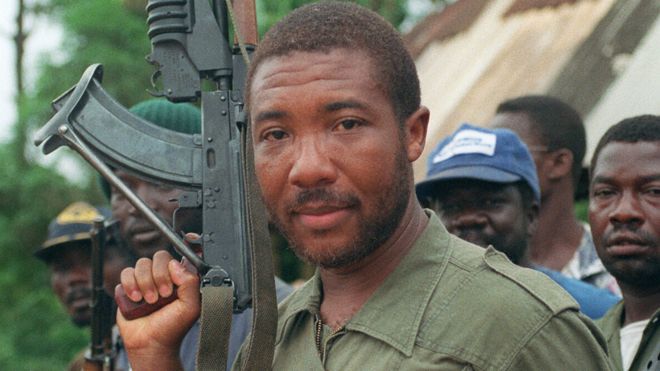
[100,99,292,370]
[35,202,133,370]
[117,2,612,370]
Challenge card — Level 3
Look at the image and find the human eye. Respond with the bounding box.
[643,184,660,197]
[591,186,616,199]
[262,129,289,141]
[110,187,125,201]
[482,197,505,209]
[333,118,363,132]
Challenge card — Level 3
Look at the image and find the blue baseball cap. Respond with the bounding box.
[416,123,540,202]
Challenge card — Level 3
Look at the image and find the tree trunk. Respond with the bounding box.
[11,0,28,166]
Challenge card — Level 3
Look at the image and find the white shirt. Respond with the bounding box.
[620,319,649,370]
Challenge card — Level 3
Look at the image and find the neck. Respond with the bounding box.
[318,195,428,330]
[620,283,660,325]
[528,188,583,270]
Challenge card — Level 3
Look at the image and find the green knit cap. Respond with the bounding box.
[98,99,201,199]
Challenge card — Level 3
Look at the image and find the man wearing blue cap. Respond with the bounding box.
[417,123,620,319]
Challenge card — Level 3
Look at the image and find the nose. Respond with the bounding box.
[65,262,91,287]
[608,191,643,228]
[447,210,488,232]
[288,137,338,188]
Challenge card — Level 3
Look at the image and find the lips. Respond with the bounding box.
[605,234,649,256]
[128,223,161,244]
[293,203,353,231]
[66,287,92,310]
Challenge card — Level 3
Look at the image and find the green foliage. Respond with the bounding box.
[0,144,93,369]
[1,0,151,368]
[575,198,589,223]
[23,0,153,138]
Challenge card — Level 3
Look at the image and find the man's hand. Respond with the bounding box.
[116,250,200,370]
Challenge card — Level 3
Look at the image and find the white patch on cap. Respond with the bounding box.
[432,129,496,164]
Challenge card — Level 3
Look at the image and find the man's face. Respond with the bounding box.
[430,179,536,265]
[589,141,660,289]
[110,169,181,258]
[47,243,92,327]
[250,49,417,269]
[489,112,549,197]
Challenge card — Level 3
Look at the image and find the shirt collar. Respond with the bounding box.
[347,212,451,356]
[277,211,452,356]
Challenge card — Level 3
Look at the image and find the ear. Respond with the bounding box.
[526,201,540,238]
[403,106,430,162]
[546,148,573,180]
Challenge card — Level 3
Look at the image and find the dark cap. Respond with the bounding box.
[35,202,111,261]
[416,123,541,202]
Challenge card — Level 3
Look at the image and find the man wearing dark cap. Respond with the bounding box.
[36,201,123,326]
[417,123,620,319]
[36,202,134,371]
[102,99,292,371]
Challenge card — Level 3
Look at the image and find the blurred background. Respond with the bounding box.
[0,0,658,368]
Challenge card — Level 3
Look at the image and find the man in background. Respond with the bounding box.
[417,123,620,319]
[489,95,618,293]
[35,201,133,370]
[101,99,292,370]
[590,115,660,371]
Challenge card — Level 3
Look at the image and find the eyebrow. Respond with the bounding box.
[253,100,368,126]
[324,100,367,112]
[591,174,660,185]
[254,110,287,125]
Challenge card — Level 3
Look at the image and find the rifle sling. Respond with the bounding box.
[196,285,233,370]
[239,118,277,370]
[196,117,276,370]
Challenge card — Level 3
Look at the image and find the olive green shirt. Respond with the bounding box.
[596,301,660,371]
[235,213,612,370]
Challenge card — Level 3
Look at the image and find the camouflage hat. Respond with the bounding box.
[35,202,111,261]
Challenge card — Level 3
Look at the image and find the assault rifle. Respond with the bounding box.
[83,217,115,371]
[34,0,276,369]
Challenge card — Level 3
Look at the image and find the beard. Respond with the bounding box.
[267,142,412,269]
[599,228,660,289]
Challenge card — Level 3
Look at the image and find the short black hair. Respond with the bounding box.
[496,95,585,187]
[246,1,420,123]
[590,115,660,177]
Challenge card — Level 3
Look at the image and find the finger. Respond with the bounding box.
[134,257,159,304]
[169,259,200,309]
[184,232,203,257]
[120,267,143,302]
[152,250,175,297]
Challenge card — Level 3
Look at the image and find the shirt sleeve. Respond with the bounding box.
[508,310,615,371]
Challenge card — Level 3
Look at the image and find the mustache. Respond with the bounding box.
[65,286,92,306]
[602,224,657,248]
[288,188,360,212]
